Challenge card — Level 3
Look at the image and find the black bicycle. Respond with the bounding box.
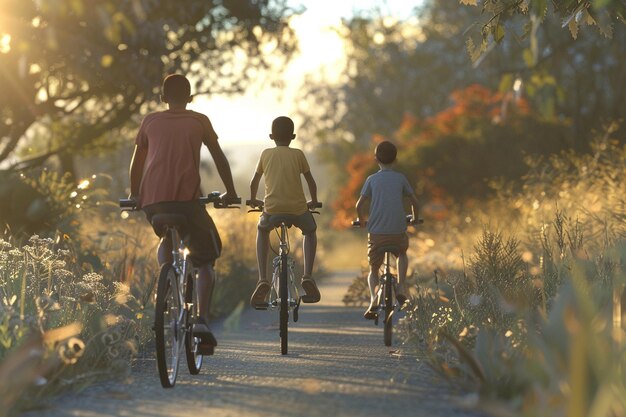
[120,192,239,387]
[246,200,322,354]
[353,215,422,346]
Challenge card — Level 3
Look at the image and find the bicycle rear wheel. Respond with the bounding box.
[279,254,289,355]
[184,264,203,374]
[155,264,181,388]
[383,275,394,347]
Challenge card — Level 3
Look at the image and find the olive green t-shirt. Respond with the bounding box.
[255,146,310,215]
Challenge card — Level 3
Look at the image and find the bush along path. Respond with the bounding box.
[22,270,486,417]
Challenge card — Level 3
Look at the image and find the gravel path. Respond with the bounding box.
[23,271,485,417]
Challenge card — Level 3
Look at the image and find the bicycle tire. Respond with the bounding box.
[155,264,180,388]
[184,263,203,375]
[279,253,289,355]
[383,274,394,347]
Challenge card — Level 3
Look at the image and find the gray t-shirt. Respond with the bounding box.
[360,169,413,234]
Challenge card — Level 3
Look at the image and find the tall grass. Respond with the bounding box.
[0,234,146,414]
[358,126,626,415]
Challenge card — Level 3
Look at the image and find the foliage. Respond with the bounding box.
[331,84,569,227]
[299,0,626,196]
[388,127,626,414]
[0,170,109,237]
[462,0,626,60]
[0,235,150,413]
[0,0,297,174]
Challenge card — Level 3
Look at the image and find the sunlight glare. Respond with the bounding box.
[0,34,11,54]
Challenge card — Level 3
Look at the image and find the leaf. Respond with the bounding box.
[568,17,579,39]
[498,74,514,93]
[494,23,505,42]
[460,0,478,5]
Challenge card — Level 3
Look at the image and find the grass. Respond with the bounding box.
[389,130,626,415]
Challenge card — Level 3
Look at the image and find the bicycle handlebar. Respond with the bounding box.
[352,215,424,227]
[245,200,322,213]
[119,191,241,211]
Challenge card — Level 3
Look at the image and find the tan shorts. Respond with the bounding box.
[367,233,409,269]
[258,211,317,235]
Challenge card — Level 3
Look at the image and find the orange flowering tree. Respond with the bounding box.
[332,84,568,227]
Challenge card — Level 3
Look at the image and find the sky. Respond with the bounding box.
[190,0,418,174]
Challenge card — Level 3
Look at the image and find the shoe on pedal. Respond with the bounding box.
[250,280,271,309]
[301,276,321,303]
[396,293,408,306]
[363,302,378,320]
[193,318,217,355]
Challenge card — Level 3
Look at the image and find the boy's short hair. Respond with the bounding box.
[162,74,191,103]
[271,116,295,140]
[375,141,397,164]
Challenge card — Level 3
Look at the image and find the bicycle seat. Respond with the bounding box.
[376,245,401,255]
[151,213,187,235]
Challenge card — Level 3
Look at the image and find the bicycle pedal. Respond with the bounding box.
[253,303,269,310]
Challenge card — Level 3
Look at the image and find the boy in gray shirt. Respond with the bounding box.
[355,141,420,319]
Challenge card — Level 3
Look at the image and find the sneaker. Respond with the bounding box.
[396,293,408,306]
[250,280,271,308]
[193,318,217,355]
[301,276,321,303]
[363,302,378,320]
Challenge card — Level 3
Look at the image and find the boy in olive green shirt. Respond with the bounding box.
[248,116,321,306]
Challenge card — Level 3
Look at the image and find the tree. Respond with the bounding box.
[331,84,570,227]
[463,0,626,60]
[298,0,626,183]
[0,0,297,176]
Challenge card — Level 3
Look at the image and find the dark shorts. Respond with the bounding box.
[257,211,317,235]
[143,201,222,267]
[367,233,409,269]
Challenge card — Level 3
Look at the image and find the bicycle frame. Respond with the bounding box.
[268,223,300,312]
[376,252,397,311]
[165,226,193,337]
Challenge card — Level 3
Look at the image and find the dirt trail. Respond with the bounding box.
[23,271,485,417]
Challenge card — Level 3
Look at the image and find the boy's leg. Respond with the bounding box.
[197,264,215,323]
[256,227,270,282]
[250,224,271,306]
[301,230,321,303]
[303,231,317,277]
[364,266,379,319]
[396,252,409,303]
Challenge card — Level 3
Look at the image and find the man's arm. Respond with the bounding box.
[129,145,147,201]
[302,171,318,208]
[205,139,237,199]
[355,194,369,228]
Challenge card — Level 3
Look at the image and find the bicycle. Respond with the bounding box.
[352,215,423,346]
[246,200,322,355]
[120,192,240,388]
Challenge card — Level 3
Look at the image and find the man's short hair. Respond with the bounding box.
[375,141,397,164]
[162,74,191,103]
[272,116,295,139]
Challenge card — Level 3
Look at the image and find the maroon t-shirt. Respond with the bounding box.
[135,109,218,207]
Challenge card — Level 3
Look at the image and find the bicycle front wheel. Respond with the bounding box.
[383,275,394,347]
[279,254,289,355]
[155,264,181,388]
[184,264,203,375]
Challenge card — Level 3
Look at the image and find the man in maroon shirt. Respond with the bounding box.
[129,74,238,351]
